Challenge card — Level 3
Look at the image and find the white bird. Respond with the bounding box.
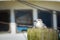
[35,19,47,28]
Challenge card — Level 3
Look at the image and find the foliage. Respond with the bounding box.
[27,28,58,40]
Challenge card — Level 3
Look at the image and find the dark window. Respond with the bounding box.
[0,10,10,32]
[0,10,10,23]
[38,10,53,28]
[57,11,60,30]
[15,10,33,32]
[0,23,9,31]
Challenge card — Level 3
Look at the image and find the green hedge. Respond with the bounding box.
[27,28,58,40]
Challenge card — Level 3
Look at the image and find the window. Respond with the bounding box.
[38,10,53,28]
[57,11,60,30]
[0,10,10,32]
[15,10,33,32]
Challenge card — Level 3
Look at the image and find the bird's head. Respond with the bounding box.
[36,19,43,22]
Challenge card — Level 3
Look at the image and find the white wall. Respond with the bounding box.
[0,33,27,40]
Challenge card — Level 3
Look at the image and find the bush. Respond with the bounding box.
[27,28,58,40]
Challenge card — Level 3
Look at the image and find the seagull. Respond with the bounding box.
[35,19,47,28]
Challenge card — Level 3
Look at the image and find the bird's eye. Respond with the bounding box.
[34,20,36,22]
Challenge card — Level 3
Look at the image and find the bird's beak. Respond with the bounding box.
[34,20,36,22]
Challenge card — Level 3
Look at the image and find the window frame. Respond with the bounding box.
[14,9,34,33]
[14,9,33,26]
[37,9,58,29]
[0,9,11,33]
[38,10,53,28]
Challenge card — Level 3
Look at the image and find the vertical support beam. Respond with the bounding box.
[33,9,38,26]
[53,11,57,30]
[10,9,16,34]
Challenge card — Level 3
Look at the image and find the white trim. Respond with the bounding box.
[10,9,16,34]
[53,11,57,30]
[33,9,38,26]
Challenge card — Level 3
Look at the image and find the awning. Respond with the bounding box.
[0,0,15,1]
[19,0,60,2]
[18,1,60,11]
